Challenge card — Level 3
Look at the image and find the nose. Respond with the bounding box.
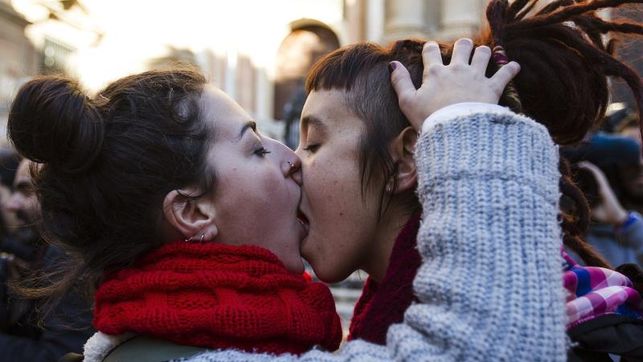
[5,193,22,213]
[285,156,303,186]
[264,136,303,186]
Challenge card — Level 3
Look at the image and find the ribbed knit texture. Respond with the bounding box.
[93,242,342,355]
[98,107,568,361]
[386,111,566,361]
[348,213,421,345]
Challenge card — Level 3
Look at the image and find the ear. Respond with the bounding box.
[388,126,418,194]
[162,189,218,242]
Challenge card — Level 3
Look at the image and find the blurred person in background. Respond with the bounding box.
[575,160,643,267]
[568,106,643,267]
[0,159,93,362]
[0,147,21,240]
[0,150,41,263]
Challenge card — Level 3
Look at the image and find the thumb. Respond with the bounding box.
[389,61,416,110]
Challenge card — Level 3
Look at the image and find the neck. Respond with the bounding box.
[361,200,417,282]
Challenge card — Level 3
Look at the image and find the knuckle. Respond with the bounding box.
[426,64,441,75]
[398,93,413,108]
[450,63,467,71]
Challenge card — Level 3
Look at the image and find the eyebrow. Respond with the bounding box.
[237,121,257,141]
[14,180,33,192]
[300,115,328,132]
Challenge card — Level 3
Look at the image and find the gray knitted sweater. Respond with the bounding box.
[83,104,567,361]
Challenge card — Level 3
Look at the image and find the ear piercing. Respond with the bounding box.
[184,233,205,243]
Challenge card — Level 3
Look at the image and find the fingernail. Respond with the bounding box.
[388,62,397,73]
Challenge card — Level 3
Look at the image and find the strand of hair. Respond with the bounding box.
[524,0,639,28]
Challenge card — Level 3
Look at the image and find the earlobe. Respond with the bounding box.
[162,190,219,242]
[389,127,418,193]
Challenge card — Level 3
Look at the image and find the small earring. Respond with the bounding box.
[200,234,205,243]
[184,236,192,242]
[385,177,395,193]
[287,161,295,170]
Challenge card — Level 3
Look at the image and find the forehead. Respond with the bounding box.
[15,161,32,181]
[199,86,252,138]
[301,89,363,132]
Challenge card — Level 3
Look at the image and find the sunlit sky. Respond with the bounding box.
[12,0,346,90]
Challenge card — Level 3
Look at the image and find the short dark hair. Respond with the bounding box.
[306,42,424,217]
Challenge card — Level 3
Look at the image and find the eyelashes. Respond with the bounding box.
[253,146,271,157]
[302,144,320,153]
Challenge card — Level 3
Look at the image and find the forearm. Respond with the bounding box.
[386,104,567,361]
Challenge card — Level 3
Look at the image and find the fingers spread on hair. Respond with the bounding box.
[490,61,521,95]
[471,46,492,74]
[450,38,474,66]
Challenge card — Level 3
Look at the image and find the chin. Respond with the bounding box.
[311,264,351,284]
[286,258,305,275]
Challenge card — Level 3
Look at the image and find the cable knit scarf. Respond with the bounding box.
[93,241,342,355]
[348,213,422,345]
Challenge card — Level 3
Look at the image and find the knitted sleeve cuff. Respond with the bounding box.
[389,108,566,360]
[421,103,514,134]
[416,107,560,208]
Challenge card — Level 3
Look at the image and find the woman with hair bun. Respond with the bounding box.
[9,70,343,360]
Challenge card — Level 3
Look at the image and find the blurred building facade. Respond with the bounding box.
[0,0,492,141]
[0,0,36,139]
[1,0,640,141]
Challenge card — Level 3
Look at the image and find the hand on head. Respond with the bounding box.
[389,38,521,131]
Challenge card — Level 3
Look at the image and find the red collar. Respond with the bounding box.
[348,213,422,345]
[94,241,341,355]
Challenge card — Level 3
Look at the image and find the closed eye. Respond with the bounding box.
[253,142,271,157]
[302,144,320,153]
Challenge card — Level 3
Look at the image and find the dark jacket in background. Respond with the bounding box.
[0,245,94,362]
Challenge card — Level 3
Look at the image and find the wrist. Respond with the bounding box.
[614,211,640,234]
[611,208,629,226]
[420,103,511,134]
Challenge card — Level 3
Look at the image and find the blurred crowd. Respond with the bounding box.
[0,152,93,361]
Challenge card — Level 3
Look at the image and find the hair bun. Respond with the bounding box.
[8,76,104,174]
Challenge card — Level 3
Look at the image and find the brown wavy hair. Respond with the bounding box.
[8,68,212,304]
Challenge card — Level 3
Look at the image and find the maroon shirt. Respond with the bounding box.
[347,213,422,345]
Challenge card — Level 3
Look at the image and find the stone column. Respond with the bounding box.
[438,0,483,40]
[383,0,428,42]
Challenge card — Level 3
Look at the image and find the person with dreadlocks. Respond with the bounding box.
[172,0,640,361]
[296,0,641,356]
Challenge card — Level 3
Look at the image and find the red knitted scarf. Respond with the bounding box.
[348,213,422,345]
[93,241,342,355]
